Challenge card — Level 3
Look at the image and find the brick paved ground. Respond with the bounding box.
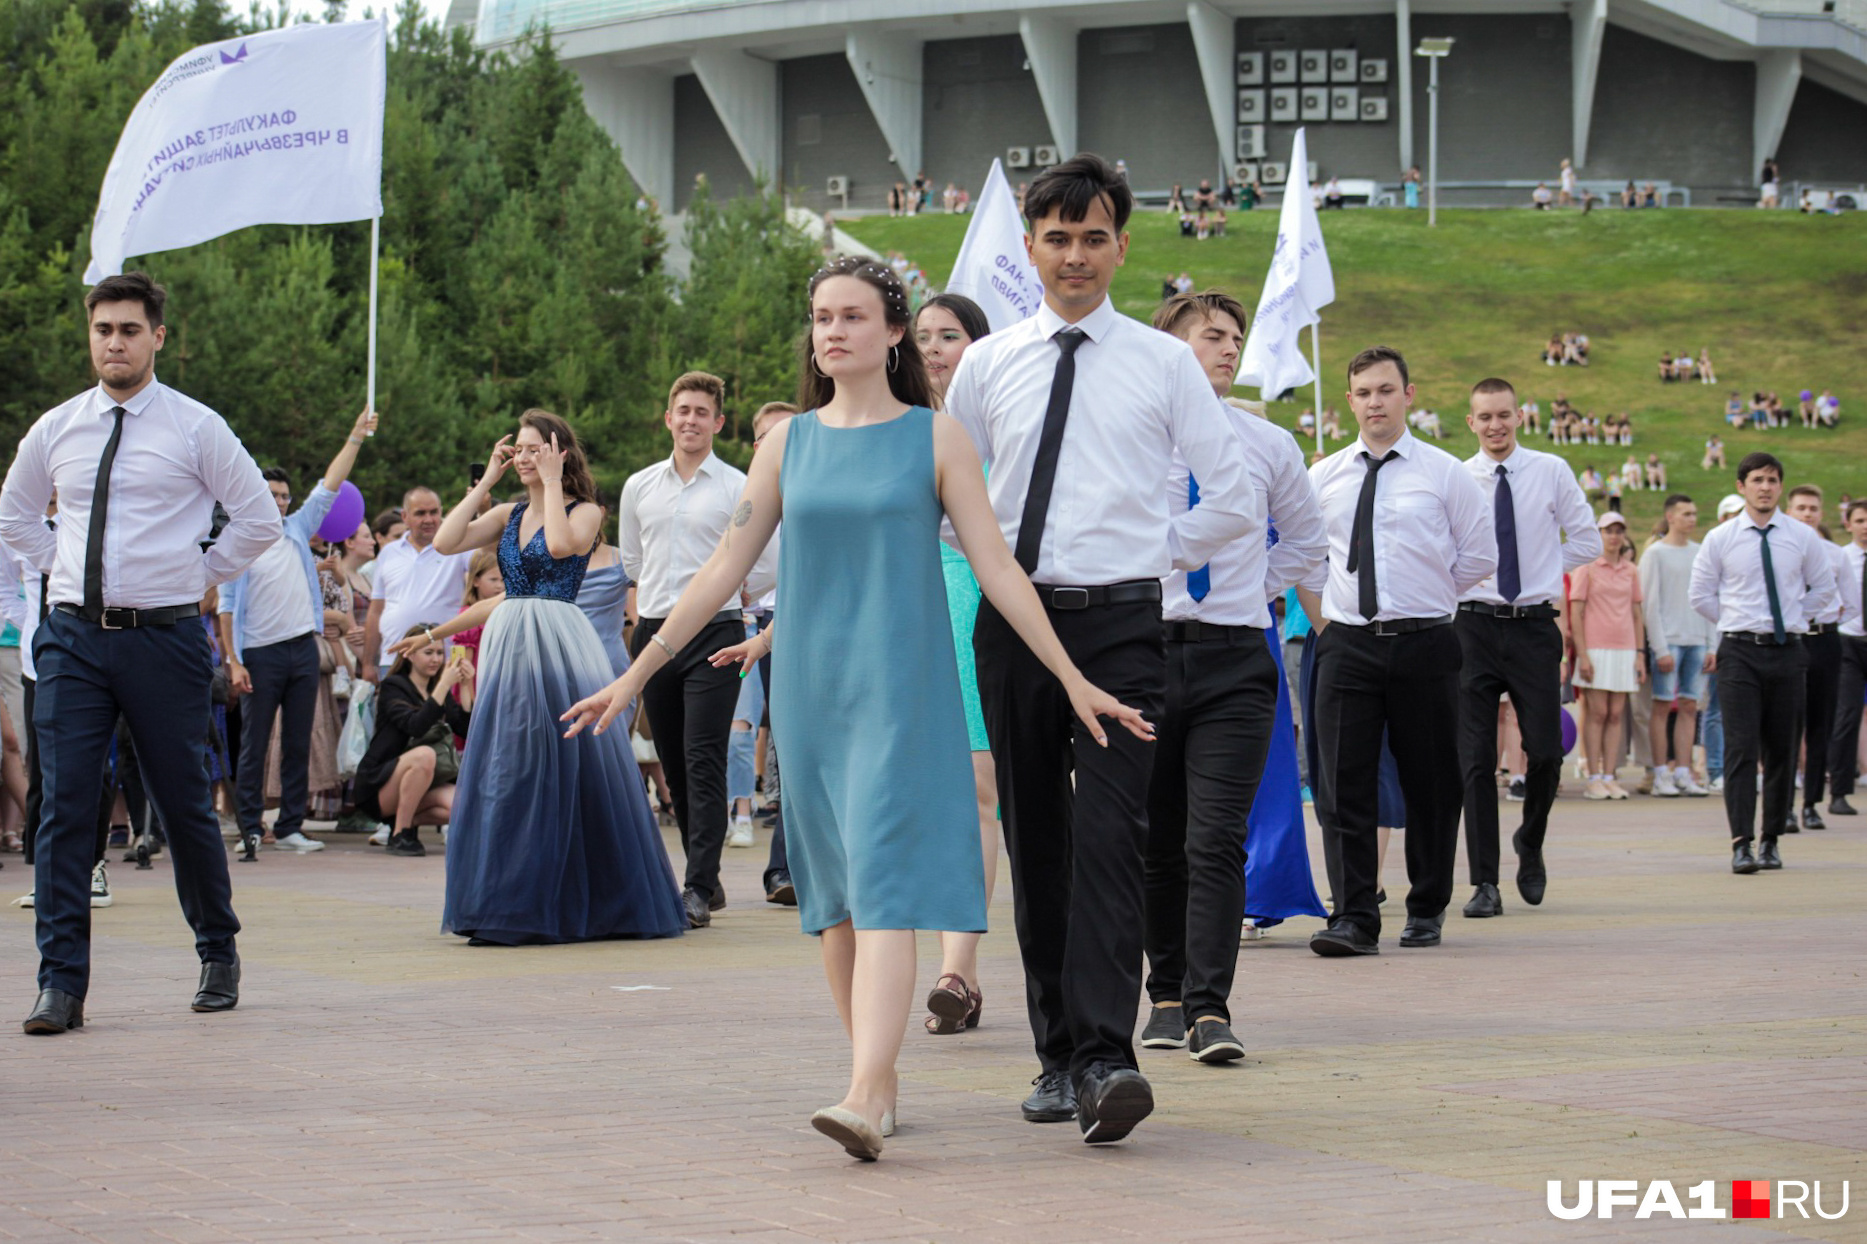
[3,786,1863,1243]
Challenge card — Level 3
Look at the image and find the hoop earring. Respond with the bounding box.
[810,352,829,378]
[888,345,900,373]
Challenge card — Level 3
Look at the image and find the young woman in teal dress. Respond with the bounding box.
[564,257,1152,1162]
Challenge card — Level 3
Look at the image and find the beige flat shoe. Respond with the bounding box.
[881,1108,895,1138]
[811,1106,883,1161]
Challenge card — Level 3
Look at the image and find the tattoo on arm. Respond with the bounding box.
[732,501,752,528]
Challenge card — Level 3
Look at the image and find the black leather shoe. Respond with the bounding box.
[1801,806,1827,831]
[1781,812,1799,834]
[385,828,425,857]
[1398,913,1444,948]
[238,833,260,863]
[1461,883,1502,918]
[1512,828,1547,906]
[1139,1003,1187,1049]
[1758,837,1783,870]
[1020,1069,1077,1123]
[192,958,240,1012]
[1309,923,1379,957]
[1732,840,1759,874]
[681,888,711,928]
[1829,795,1857,816]
[1187,1017,1246,1064]
[708,884,726,913]
[764,872,796,906]
[23,988,84,1035]
[1077,1063,1154,1144]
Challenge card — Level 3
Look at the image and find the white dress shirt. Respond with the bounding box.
[1819,539,1859,628]
[1689,508,1838,635]
[1163,403,1320,627]
[1306,430,1497,626]
[234,537,309,649]
[1460,443,1600,606]
[946,296,1258,583]
[619,451,777,618]
[372,535,471,666]
[0,378,278,609]
[1840,542,1867,638]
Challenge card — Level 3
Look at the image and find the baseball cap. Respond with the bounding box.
[1717,494,1745,519]
[1596,510,1627,530]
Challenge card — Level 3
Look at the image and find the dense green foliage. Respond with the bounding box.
[0,0,816,512]
[848,206,1867,535]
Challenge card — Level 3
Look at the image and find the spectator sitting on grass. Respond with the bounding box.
[1583,413,1601,445]
[1544,334,1565,365]
[1615,412,1634,446]
[1532,182,1553,209]
[1724,391,1746,428]
[1641,183,1661,208]
[1210,203,1227,237]
[1659,353,1679,382]
[1750,392,1771,430]
[1320,406,1343,440]
[1621,454,1645,492]
[1167,183,1187,212]
[1644,454,1667,491]
[1408,408,1443,439]
[1565,333,1589,365]
[1697,348,1717,384]
[1800,390,1818,428]
[1817,389,1840,428]
[1519,398,1541,435]
[1578,465,1604,499]
[1702,435,1726,470]
[1323,178,1345,210]
[1621,180,1638,208]
[1298,408,1317,437]
[1768,391,1787,428]
[1195,208,1210,240]
[1180,209,1196,238]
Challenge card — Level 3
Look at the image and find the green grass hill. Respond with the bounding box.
[843,208,1867,538]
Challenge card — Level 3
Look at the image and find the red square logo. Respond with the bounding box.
[1733,1180,1771,1219]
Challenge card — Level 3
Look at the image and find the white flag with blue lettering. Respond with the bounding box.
[84,20,386,284]
[1238,128,1336,398]
[943,159,1044,332]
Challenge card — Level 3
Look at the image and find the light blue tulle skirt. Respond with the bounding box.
[441,596,686,944]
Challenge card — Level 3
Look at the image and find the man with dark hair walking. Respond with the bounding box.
[948,154,1258,1143]
[1456,377,1598,918]
[1305,346,1495,956]
[1690,453,1837,873]
[0,271,280,1034]
[1827,498,1867,816]
[1783,484,1858,830]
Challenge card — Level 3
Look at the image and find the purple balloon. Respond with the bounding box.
[316,480,366,543]
[1560,707,1578,754]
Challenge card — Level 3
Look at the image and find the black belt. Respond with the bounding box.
[1035,581,1162,611]
[642,609,742,629]
[1338,614,1454,636]
[1164,620,1265,643]
[1459,601,1558,620]
[1722,630,1803,645]
[55,602,202,630]
[1807,622,1835,635]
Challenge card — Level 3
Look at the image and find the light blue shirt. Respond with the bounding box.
[217,483,337,661]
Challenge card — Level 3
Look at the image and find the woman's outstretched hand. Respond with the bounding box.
[561,672,640,739]
[707,634,768,677]
[1067,678,1155,748]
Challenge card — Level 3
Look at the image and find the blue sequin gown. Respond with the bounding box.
[441,505,685,944]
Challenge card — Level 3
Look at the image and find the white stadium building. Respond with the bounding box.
[456,0,1867,209]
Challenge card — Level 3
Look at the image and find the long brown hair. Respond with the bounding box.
[796,257,935,413]
[387,624,441,682]
[519,408,598,506]
[462,547,501,609]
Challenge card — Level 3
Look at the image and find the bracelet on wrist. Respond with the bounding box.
[651,633,677,661]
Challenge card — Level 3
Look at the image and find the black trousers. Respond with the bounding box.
[975,597,1164,1080]
[1312,621,1464,938]
[32,611,236,997]
[1143,626,1276,1022]
[755,611,788,885]
[235,633,320,839]
[1800,629,1841,806]
[1828,634,1867,798]
[1716,636,1806,842]
[632,615,743,902]
[1455,611,1565,886]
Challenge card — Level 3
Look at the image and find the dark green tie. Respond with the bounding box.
[1755,525,1785,645]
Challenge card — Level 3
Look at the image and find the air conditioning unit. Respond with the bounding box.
[1235,124,1266,160]
[1233,162,1260,185]
[1259,161,1288,184]
[1299,49,1329,83]
[1360,96,1389,122]
[1006,147,1032,169]
[1300,87,1330,121]
[825,175,848,197]
[1237,88,1266,123]
[1330,86,1359,120]
[1236,50,1264,85]
[1268,50,1297,83]
[1360,57,1389,83]
[1330,49,1359,82]
[1033,145,1060,166]
[1270,86,1299,123]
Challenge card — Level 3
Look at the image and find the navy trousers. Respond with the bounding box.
[235,633,320,839]
[32,611,238,997]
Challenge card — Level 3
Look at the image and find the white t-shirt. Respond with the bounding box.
[373,536,470,667]
[242,537,311,649]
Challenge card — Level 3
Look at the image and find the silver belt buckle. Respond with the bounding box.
[1050,587,1091,610]
[100,608,129,630]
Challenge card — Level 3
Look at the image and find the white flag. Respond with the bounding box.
[1237,128,1336,399]
[84,21,386,284]
[943,159,1044,332]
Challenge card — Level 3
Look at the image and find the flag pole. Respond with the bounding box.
[1310,319,1324,458]
[365,213,380,426]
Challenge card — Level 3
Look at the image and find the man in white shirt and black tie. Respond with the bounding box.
[0,272,280,1034]
[947,154,1257,1143]
[1825,499,1867,817]
[1689,452,1839,873]
[1140,290,1321,1062]
[1456,378,1599,918]
[1304,346,1495,956]
[1784,484,1859,831]
[620,372,775,928]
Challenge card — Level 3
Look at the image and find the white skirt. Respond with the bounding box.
[1574,647,1638,693]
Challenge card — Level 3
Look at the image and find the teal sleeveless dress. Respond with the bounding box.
[771,408,987,935]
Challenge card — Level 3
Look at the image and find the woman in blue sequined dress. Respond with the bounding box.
[430,410,684,945]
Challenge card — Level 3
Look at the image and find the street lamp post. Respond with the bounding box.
[1415,37,1454,226]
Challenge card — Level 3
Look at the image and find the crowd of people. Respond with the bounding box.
[1726,388,1842,431]
[1658,348,1716,383]
[3,154,1860,1171]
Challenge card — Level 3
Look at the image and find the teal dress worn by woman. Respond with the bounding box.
[771,408,987,934]
[940,542,990,751]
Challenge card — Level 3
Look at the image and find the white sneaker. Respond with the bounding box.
[91,861,112,908]
[1240,923,1267,942]
[1652,769,1680,798]
[12,891,33,908]
[1710,775,1725,793]
[727,817,754,848]
[1677,769,1709,797]
[369,827,391,847]
[1583,779,1612,801]
[272,832,325,853]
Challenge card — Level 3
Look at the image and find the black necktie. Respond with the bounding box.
[1755,525,1785,645]
[1344,450,1397,621]
[1014,328,1087,575]
[1494,462,1521,603]
[83,405,127,619]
